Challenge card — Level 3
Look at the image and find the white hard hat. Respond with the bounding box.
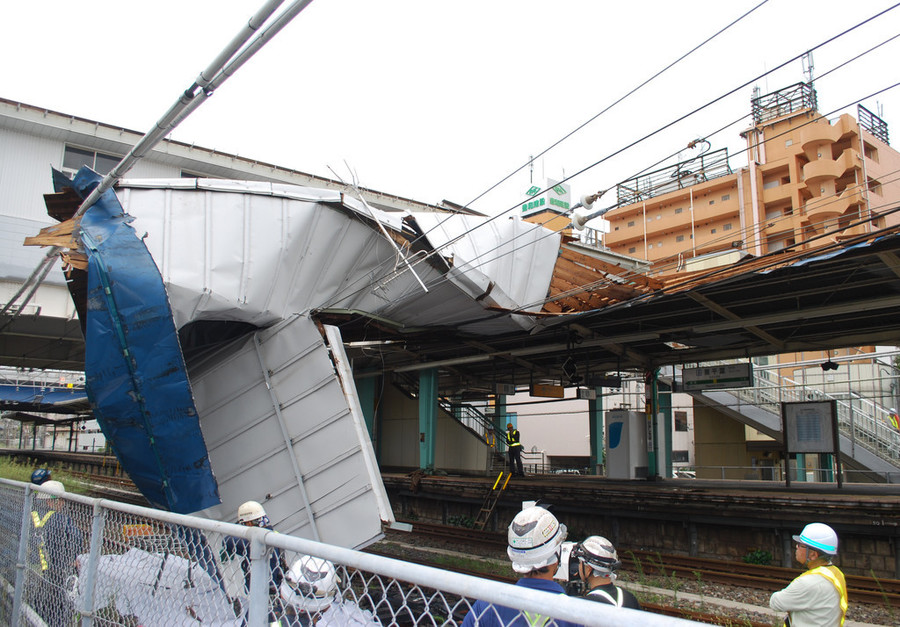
[574,536,622,578]
[793,522,838,556]
[237,500,267,524]
[37,480,65,500]
[280,555,340,612]
[507,506,567,574]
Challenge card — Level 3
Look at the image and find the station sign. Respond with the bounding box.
[577,388,597,400]
[682,363,753,391]
[494,383,516,396]
[530,383,565,398]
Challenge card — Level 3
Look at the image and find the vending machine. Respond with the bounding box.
[605,409,648,479]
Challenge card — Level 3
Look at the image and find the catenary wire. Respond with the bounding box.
[318,6,900,313]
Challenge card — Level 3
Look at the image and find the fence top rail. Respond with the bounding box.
[1,477,700,626]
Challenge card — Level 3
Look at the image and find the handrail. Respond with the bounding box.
[694,361,900,466]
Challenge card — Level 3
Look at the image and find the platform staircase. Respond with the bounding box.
[391,372,509,448]
[681,364,900,479]
[473,471,511,530]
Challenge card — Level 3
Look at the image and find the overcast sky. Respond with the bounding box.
[3,1,899,215]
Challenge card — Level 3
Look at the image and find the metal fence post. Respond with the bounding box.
[77,499,108,627]
[11,485,34,627]
[247,529,270,627]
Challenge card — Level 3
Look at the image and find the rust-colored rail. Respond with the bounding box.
[398,520,900,607]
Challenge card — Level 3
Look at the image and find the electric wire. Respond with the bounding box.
[318,5,900,313]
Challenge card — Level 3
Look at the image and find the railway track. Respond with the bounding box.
[398,519,900,607]
[366,548,771,627]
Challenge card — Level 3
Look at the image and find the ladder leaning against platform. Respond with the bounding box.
[474,471,511,530]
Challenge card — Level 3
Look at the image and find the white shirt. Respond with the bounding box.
[770,569,843,627]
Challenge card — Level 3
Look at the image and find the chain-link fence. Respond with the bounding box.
[0,478,699,626]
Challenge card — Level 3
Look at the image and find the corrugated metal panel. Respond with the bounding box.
[118,182,558,336]
[0,127,63,221]
[192,315,392,548]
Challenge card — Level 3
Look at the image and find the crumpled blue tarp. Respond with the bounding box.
[67,167,219,513]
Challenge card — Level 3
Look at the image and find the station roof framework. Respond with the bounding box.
[329,219,900,397]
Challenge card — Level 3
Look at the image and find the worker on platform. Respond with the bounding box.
[31,467,52,485]
[770,522,847,627]
[573,536,642,609]
[221,500,287,624]
[505,423,524,477]
[461,505,582,627]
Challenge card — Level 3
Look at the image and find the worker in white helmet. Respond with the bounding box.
[221,500,287,625]
[573,536,642,610]
[461,505,583,627]
[770,522,847,627]
[279,555,379,626]
[29,480,84,626]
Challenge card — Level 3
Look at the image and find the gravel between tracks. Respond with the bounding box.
[374,529,896,627]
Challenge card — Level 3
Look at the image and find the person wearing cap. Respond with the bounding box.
[29,481,84,626]
[505,423,524,477]
[461,505,583,627]
[770,522,847,627]
[573,536,642,610]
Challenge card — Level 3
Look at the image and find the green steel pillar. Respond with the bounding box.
[588,388,604,475]
[419,368,438,471]
[821,453,834,483]
[795,453,807,482]
[494,395,508,451]
[658,378,673,479]
[646,369,660,478]
[356,376,377,440]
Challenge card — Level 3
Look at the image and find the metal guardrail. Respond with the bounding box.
[0,478,698,626]
[726,367,900,466]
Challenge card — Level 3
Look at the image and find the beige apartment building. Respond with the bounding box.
[604,82,898,271]
[522,82,899,478]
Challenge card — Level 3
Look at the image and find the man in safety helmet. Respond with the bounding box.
[505,423,524,477]
[31,467,52,485]
[221,500,288,624]
[279,555,379,626]
[461,505,583,627]
[770,522,847,627]
[29,480,83,626]
[573,536,642,610]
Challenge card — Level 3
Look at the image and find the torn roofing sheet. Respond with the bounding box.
[190,315,392,548]
[116,179,560,334]
[67,168,218,513]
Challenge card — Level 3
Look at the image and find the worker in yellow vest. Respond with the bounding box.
[770,522,847,627]
[506,423,524,477]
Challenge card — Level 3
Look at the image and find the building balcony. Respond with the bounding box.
[801,148,860,188]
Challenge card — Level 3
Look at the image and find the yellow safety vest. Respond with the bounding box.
[508,429,522,447]
[795,565,848,626]
[31,509,56,571]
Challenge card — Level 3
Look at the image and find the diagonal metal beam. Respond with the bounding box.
[687,292,785,351]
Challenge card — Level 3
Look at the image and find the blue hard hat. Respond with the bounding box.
[30,468,51,485]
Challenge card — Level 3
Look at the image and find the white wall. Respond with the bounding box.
[509,389,590,457]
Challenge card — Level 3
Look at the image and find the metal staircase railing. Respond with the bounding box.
[391,371,506,447]
[700,365,900,467]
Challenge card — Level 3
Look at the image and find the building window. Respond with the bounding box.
[675,207,683,214]
[868,177,883,196]
[721,194,730,201]
[627,221,635,227]
[628,247,636,254]
[63,146,121,175]
[674,411,688,432]
[723,223,732,231]
[672,450,690,463]
[676,235,684,242]
[864,142,879,162]
[711,228,717,234]
[763,180,779,190]
[709,200,715,205]
[785,139,793,147]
